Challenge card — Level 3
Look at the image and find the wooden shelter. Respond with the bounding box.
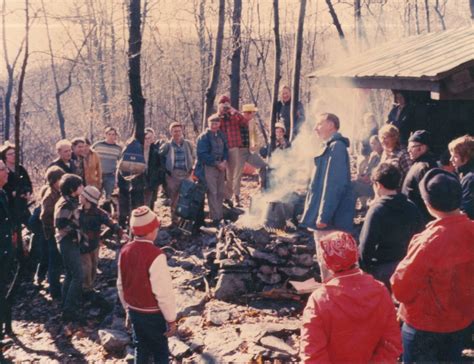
[309,27,474,152]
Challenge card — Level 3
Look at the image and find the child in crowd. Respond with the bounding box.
[79,186,122,299]
[54,173,84,322]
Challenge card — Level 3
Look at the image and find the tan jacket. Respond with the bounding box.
[84,149,102,189]
[249,119,265,149]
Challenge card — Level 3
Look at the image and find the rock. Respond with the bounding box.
[203,327,242,359]
[156,230,171,245]
[176,288,207,318]
[98,329,130,353]
[169,337,191,359]
[278,267,310,278]
[207,308,230,326]
[259,335,298,356]
[257,272,282,284]
[214,272,252,301]
[259,265,275,275]
[292,254,314,267]
[248,247,284,265]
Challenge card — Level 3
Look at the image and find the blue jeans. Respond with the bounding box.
[59,239,83,315]
[47,238,62,298]
[129,310,169,364]
[102,173,116,200]
[402,322,469,363]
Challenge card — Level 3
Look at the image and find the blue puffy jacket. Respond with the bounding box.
[300,132,355,232]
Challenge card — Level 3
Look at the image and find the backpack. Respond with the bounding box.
[118,139,146,179]
[176,179,206,220]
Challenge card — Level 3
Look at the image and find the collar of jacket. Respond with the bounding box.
[324,267,362,284]
[426,213,469,229]
[457,159,474,178]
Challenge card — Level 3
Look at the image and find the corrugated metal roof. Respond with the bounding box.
[310,27,474,83]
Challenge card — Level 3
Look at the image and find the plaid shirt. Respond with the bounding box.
[381,147,413,181]
[79,205,120,253]
[219,110,248,148]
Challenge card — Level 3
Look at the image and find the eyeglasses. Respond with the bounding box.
[408,144,423,150]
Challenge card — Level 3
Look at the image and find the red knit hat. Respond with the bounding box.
[318,231,358,273]
[130,206,160,236]
[218,95,230,104]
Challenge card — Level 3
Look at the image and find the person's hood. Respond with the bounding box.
[325,269,385,320]
[374,193,409,214]
[327,132,350,148]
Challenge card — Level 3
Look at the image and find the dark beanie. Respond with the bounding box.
[409,130,431,147]
[419,168,462,212]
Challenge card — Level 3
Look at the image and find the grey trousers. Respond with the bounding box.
[205,165,225,220]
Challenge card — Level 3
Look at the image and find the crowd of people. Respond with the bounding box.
[300,108,473,362]
[0,85,472,363]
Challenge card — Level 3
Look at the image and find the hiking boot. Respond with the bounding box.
[224,199,234,208]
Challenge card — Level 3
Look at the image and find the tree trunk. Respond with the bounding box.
[289,0,307,142]
[415,0,421,34]
[325,0,348,51]
[269,0,281,153]
[202,0,225,130]
[230,0,242,109]
[129,0,146,144]
[424,0,431,32]
[470,0,474,21]
[41,0,67,138]
[14,0,29,264]
[433,0,446,30]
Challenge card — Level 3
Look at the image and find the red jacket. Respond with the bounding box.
[391,214,474,333]
[300,268,401,363]
[219,109,248,148]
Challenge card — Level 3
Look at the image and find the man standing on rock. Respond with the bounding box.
[216,95,248,207]
[117,206,176,362]
[300,113,355,245]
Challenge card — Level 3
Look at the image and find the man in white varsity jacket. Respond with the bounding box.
[117,206,176,362]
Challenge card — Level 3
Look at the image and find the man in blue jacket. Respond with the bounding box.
[195,114,229,226]
[300,113,355,244]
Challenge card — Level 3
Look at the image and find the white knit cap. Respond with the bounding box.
[81,185,101,205]
[130,206,160,236]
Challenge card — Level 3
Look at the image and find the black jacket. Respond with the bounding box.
[0,189,13,260]
[359,193,423,268]
[458,160,474,219]
[4,165,33,226]
[401,152,437,223]
[49,158,77,175]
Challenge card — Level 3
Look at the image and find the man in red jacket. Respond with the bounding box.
[300,231,401,363]
[391,168,474,363]
[117,206,176,363]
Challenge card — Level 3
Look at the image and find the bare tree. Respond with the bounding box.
[230,0,242,109]
[289,0,307,142]
[269,0,281,152]
[2,0,25,140]
[433,0,446,30]
[424,0,431,32]
[325,0,348,51]
[129,0,146,144]
[471,0,474,21]
[202,0,225,130]
[14,0,29,263]
[41,0,69,138]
